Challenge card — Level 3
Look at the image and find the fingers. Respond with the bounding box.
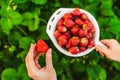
[34,53,41,69]
[45,48,53,69]
[95,45,110,56]
[101,39,118,48]
[25,44,39,75]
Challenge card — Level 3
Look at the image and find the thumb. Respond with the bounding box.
[45,48,53,69]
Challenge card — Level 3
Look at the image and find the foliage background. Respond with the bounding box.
[0,0,120,80]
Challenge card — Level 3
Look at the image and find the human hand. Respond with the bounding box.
[25,44,57,80]
[96,39,120,63]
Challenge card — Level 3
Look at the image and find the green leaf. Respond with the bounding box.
[98,17,110,28]
[0,4,9,17]
[108,19,120,34]
[8,31,22,45]
[28,15,40,31]
[18,63,30,80]
[22,11,40,31]
[87,65,98,80]
[101,10,114,17]
[61,74,66,80]
[13,0,27,3]
[100,30,113,39]
[32,0,47,5]
[52,49,59,64]
[88,51,100,64]
[72,0,83,7]
[73,61,86,72]
[112,61,120,71]
[55,63,64,75]
[87,65,106,80]
[9,11,23,25]
[33,7,41,16]
[1,68,18,80]
[19,37,34,49]
[112,73,120,80]
[100,0,113,10]
[37,25,49,40]
[1,17,13,34]
[99,67,106,80]
[22,12,33,20]
[17,50,28,61]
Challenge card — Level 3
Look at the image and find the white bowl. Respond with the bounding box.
[46,8,106,57]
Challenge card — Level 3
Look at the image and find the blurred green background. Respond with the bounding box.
[0,0,120,80]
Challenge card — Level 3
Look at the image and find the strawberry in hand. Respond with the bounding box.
[35,39,49,53]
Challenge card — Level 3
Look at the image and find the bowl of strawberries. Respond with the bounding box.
[47,8,105,57]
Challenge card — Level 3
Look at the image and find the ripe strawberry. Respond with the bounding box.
[64,19,75,28]
[57,25,67,33]
[75,18,84,26]
[87,32,93,39]
[58,35,67,47]
[35,39,49,53]
[80,13,88,20]
[79,28,88,37]
[71,25,80,35]
[66,39,71,48]
[88,39,95,48]
[82,24,90,31]
[64,31,71,39]
[69,47,79,54]
[54,31,61,38]
[79,46,86,52]
[85,21,93,30]
[71,36,80,46]
[85,20,90,24]
[79,37,88,47]
[89,27,95,34]
[72,8,81,17]
[57,18,64,26]
[63,13,73,19]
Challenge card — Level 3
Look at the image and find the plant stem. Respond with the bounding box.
[17,26,27,36]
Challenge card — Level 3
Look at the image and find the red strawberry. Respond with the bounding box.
[79,46,86,52]
[64,31,71,39]
[87,32,93,39]
[89,27,95,34]
[71,36,80,46]
[57,18,64,26]
[71,25,80,35]
[69,47,79,54]
[58,35,67,47]
[72,8,81,17]
[79,28,88,37]
[85,20,90,24]
[66,39,71,48]
[82,24,90,31]
[64,19,75,28]
[79,37,89,47]
[35,39,49,53]
[88,39,95,48]
[57,25,67,33]
[75,18,84,26]
[85,21,93,30]
[54,31,61,38]
[63,13,73,19]
[80,13,88,20]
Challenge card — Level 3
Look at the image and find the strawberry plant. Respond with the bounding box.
[0,0,120,80]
